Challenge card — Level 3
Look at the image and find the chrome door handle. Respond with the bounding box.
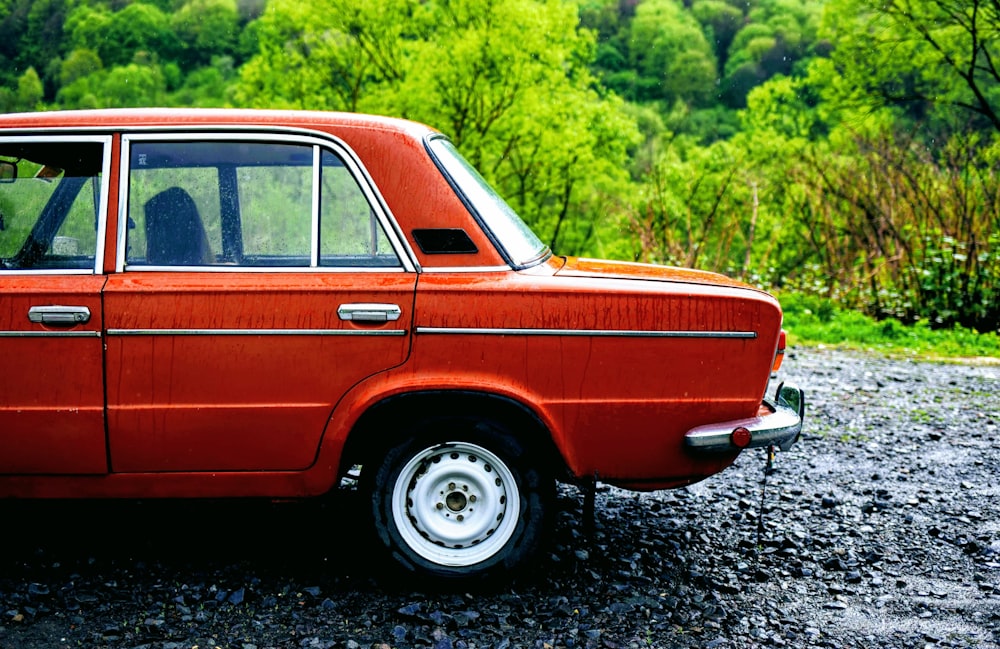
[337,303,402,323]
[28,305,92,325]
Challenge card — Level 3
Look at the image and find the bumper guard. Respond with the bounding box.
[685,383,805,453]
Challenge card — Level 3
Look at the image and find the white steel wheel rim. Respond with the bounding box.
[391,441,521,567]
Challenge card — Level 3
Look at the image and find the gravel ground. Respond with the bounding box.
[1,347,998,649]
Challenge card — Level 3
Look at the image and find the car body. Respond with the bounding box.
[0,108,803,579]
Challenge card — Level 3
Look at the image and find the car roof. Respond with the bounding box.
[0,107,439,140]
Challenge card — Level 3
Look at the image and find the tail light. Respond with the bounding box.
[772,329,787,373]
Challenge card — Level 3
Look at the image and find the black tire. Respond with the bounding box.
[365,417,552,581]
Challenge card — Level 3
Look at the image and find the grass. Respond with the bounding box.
[776,292,1000,362]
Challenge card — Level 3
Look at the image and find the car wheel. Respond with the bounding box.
[367,419,551,580]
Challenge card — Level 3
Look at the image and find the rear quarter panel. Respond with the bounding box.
[382,265,783,489]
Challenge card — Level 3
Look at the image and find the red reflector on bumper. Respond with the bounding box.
[731,426,752,448]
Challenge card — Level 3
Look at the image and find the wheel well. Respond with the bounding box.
[339,391,569,484]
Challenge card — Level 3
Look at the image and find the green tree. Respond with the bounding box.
[821,0,1000,136]
[15,66,43,110]
[627,130,798,280]
[63,4,112,55]
[102,3,179,67]
[172,0,240,70]
[0,0,69,95]
[60,48,102,87]
[25,0,69,93]
[690,0,742,70]
[103,61,167,106]
[719,0,820,108]
[626,0,717,105]
[168,56,237,106]
[0,87,15,112]
[57,59,168,109]
[237,0,640,254]
[235,0,417,111]
[732,38,1000,330]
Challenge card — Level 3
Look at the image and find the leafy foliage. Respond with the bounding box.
[237,0,639,251]
[0,0,997,342]
[820,0,1000,136]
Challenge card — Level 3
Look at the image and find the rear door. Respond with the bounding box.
[104,133,416,472]
[0,136,112,474]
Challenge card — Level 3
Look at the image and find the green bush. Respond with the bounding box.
[778,292,1000,359]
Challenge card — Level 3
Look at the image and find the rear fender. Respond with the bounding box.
[316,370,569,486]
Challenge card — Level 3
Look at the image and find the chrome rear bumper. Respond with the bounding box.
[685,383,805,453]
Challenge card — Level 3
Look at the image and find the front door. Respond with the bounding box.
[0,136,111,474]
[104,134,416,473]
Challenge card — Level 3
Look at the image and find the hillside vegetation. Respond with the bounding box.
[2,0,998,341]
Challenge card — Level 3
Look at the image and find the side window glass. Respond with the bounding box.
[127,143,223,266]
[237,152,312,265]
[320,150,398,267]
[125,139,400,269]
[0,141,104,271]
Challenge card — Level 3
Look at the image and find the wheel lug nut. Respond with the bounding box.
[436,502,444,509]
[448,482,456,490]
[469,495,477,503]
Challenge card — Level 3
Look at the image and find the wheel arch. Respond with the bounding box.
[339,390,571,485]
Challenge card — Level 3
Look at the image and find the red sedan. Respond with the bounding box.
[0,108,803,579]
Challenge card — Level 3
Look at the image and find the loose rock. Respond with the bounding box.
[0,349,997,649]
